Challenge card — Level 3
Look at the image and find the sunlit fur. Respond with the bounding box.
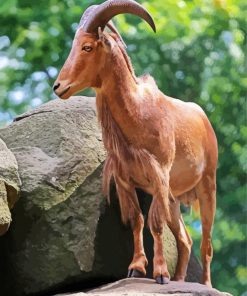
[54,28,218,287]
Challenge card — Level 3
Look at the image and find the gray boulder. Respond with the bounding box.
[57,278,232,296]
[0,97,202,296]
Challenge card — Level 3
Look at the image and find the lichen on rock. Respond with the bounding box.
[0,180,11,234]
[0,138,21,235]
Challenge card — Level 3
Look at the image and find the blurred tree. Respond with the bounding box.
[0,0,246,295]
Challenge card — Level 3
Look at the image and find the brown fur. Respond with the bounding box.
[100,97,170,226]
[54,28,218,287]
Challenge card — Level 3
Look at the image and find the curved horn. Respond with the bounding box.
[82,0,156,34]
[79,5,127,47]
[79,5,98,28]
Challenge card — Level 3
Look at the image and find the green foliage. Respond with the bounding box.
[0,0,246,294]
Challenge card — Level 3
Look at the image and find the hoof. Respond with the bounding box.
[155,275,169,285]
[127,269,145,278]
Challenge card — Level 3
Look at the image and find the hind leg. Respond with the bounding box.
[168,200,192,281]
[196,172,216,287]
[115,180,148,277]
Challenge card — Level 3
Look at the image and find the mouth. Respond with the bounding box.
[57,86,71,98]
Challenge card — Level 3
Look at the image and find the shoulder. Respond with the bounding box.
[138,74,157,87]
[167,96,206,115]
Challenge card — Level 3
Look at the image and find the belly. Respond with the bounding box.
[169,156,204,197]
[114,132,205,197]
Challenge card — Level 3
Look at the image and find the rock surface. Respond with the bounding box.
[0,138,21,235]
[0,97,201,296]
[56,278,232,296]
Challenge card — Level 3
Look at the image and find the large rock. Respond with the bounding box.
[57,278,232,296]
[0,138,21,235]
[0,97,201,296]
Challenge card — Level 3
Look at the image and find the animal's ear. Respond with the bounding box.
[98,27,113,51]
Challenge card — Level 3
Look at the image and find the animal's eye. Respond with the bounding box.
[82,45,93,52]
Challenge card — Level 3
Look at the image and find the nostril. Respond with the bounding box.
[53,82,60,91]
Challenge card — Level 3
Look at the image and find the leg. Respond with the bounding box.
[196,173,216,287]
[168,200,192,281]
[148,173,171,284]
[150,223,170,284]
[127,212,148,277]
[115,181,148,276]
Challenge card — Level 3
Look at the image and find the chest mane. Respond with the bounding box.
[98,97,131,161]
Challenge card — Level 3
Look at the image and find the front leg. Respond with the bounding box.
[149,200,170,284]
[127,213,148,277]
[150,225,170,284]
[115,179,148,277]
[148,172,171,284]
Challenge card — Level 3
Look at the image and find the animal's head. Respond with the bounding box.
[53,0,156,99]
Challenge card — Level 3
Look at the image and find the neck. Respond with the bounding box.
[94,45,142,152]
[95,46,140,127]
